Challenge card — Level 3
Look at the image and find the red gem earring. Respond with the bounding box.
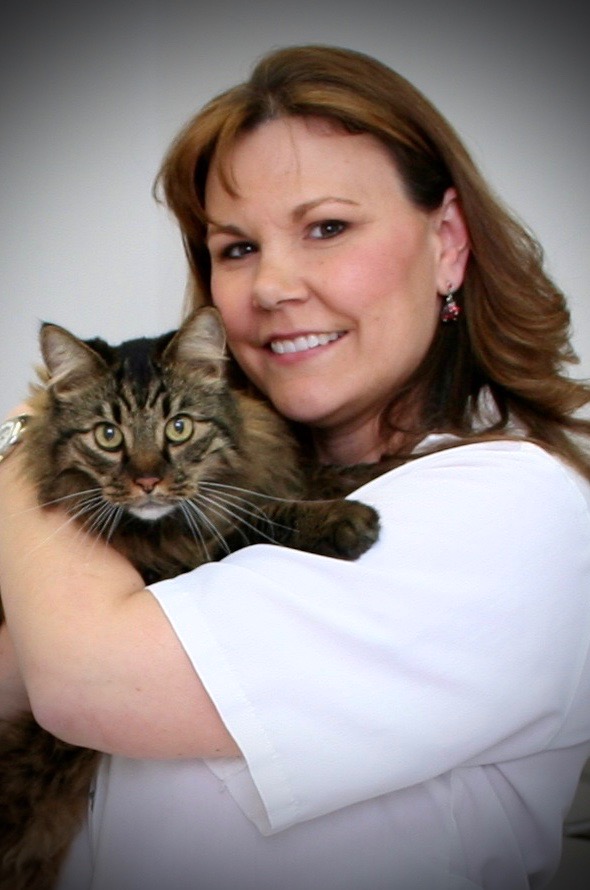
[440,285,461,323]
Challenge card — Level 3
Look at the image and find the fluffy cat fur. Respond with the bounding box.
[0,307,381,890]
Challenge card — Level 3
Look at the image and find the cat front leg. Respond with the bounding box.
[239,499,380,560]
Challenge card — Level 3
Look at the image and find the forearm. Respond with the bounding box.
[0,452,239,759]
[0,451,144,724]
[0,622,30,719]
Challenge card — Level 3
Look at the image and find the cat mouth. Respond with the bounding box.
[268,332,345,355]
[128,502,176,521]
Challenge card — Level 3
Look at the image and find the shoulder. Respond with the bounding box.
[356,439,590,513]
[350,440,590,581]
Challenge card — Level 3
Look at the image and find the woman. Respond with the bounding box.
[2,44,590,890]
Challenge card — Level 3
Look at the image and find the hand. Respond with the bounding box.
[2,402,33,422]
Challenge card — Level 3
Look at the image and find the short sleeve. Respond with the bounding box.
[149,441,590,833]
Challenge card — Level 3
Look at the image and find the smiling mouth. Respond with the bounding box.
[269,332,344,355]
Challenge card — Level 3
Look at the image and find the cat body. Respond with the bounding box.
[0,308,380,890]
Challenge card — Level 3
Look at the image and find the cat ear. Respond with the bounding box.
[40,323,108,396]
[163,307,228,381]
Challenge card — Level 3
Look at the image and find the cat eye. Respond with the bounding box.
[94,422,124,451]
[165,415,194,444]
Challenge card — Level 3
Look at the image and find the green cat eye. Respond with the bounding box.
[94,422,124,451]
[165,415,194,444]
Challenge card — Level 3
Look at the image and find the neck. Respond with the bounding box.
[312,421,385,466]
[312,421,425,467]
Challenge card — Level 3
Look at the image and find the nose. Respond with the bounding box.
[252,251,308,310]
[134,476,161,494]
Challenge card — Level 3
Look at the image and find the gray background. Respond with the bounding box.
[1,0,588,415]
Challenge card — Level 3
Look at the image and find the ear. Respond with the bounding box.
[40,323,108,397]
[162,307,228,382]
[433,188,470,294]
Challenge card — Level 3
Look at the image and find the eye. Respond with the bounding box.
[165,415,194,444]
[94,422,124,451]
[220,241,257,260]
[308,220,347,240]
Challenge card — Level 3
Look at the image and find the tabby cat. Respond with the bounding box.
[0,307,381,890]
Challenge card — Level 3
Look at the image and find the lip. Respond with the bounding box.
[265,330,346,356]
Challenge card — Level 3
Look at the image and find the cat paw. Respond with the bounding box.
[321,500,380,560]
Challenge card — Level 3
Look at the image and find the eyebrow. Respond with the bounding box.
[206,196,359,240]
[291,196,359,220]
[205,222,245,240]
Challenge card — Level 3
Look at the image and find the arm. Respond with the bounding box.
[0,451,240,759]
[149,441,590,832]
[0,623,30,719]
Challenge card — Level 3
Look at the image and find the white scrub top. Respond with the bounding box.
[58,440,590,890]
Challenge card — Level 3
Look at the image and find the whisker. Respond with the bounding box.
[182,499,234,558]
[62,495,110,526]
[82,501,120,540]
[9,487,104,517]
[199,482,288,524]
[200,480,299,505]
[185,494,238,554]
[33,491,123,551]
[199,500,255,551]
[24,508,102,556]
[100,505,124,545]
[192,491,285,546]
[200,489,294,536]
[37,488,104,509]
[50,498,125,562]
[178,502,214,561]
[203,490,273,527]
[50,500,101,530]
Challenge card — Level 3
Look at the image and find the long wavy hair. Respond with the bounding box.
[155,44,590,474]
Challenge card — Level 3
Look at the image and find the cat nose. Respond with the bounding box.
[134,476,161,494]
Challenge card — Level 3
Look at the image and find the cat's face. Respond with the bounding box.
[36,308,240,525]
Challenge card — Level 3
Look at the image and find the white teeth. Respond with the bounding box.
[270,332,341,355]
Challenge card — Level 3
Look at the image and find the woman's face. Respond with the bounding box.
[205,117,468,462]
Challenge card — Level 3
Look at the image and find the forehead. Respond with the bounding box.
[204,116,404,213]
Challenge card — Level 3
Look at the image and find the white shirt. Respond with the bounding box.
[58,440,590,890]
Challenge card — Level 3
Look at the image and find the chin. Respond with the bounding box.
[274,401,338,429]
[267,383,338,423]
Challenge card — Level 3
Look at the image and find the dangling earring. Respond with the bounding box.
[440,285,461,323]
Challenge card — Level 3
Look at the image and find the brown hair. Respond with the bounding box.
[155,44,590,473]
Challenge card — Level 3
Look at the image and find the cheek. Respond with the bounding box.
[210,278,249,340]
[352,235,438,319]
[330,238,418,311]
